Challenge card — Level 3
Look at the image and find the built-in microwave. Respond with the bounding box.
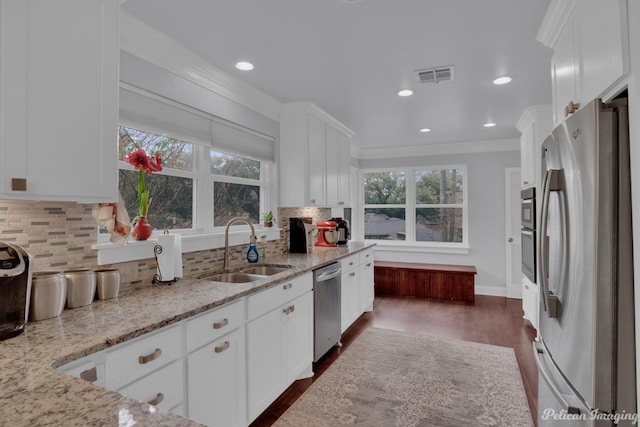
[521,187,536,283]
[521,187,535,230]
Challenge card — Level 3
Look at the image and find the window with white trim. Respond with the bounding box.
[363,166,467,246]
[106,126,269,238]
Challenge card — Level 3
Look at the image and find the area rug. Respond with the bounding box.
[273,327,533,427]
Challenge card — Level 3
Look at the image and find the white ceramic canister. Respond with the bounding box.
[30,271,67,321]
[94,268,120,300]
[64,269,96,308]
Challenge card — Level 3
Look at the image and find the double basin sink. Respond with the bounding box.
[204,265,291,283]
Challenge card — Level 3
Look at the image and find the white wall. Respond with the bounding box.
[358,149,521,296]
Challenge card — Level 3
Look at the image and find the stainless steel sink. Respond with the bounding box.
[205,272,264,283]
[238,266,290,276]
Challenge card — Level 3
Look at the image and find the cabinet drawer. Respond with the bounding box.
[359,249,374,265]
[186,299,245,352]
[247,272,312,321]
[341,254,358,272]
[105,324,181,389]
[59,354,105,388]
[118,359,183,411]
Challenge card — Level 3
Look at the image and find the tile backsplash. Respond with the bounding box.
[0,200,285,290]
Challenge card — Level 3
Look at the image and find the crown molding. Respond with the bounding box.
[354,138,520,160]
[305,102,355,138]
[516,104,552,133]
[537,0,579,48]
[119,11,282,121]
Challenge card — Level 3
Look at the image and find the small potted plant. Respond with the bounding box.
[262,211,275,227]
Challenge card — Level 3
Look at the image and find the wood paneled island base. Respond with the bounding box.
[374,261,477,302]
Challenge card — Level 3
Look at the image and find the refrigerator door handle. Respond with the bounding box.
[534,341,583,415]
[539,168,561,318]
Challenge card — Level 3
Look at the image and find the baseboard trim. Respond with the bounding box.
[475,286,507,297]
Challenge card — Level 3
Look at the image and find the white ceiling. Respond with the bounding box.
[121,0,553,152]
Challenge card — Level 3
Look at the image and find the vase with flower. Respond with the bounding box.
[124,148,163,241]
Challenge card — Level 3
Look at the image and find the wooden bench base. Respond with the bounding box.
[374,261,476,302]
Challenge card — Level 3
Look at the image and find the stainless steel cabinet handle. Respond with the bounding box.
[283,283,293,290]
[338,201,345,205]
[349,272,356,277]
[282,305,295,315]
[138,348,162,365]
[348,261,354,266]
[508,237,514,242]
[366,262,372,267]
[215,341,230,353]
[213,318,229,329]
[80,367,97,383]
[147,392,164,406]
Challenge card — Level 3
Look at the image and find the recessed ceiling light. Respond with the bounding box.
[235,61,254,71]
[419,128,431,133]
[397,89,414,97]
[493,76,512,85]
[484,122,497,128]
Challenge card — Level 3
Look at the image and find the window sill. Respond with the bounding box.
[366,240,471,255]
[93,227,282,265]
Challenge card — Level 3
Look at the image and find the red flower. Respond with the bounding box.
[124,149,150,170]
[146,152,163,174]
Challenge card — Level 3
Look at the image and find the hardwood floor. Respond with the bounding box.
[249,295,538,427]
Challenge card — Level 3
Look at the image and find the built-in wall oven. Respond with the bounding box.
[521,187,536,282]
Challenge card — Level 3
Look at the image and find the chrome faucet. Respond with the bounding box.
[224,217,257,271]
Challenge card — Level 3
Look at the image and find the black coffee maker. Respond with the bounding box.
[289,217,315,253]
[330,217,350,245]
[0,242,33,341]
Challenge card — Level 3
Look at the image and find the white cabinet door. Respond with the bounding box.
[338,133,352,206]
[187,328,246,427]
[341,268,360,333]
[551,25,578,125]
[519,124,536,188]
[522,277,539,330]
[576,0,628,104]
[247,306,286,422]
[118,359,183,411]
[325,125,341,206]
[0,0,118,202]
[283,291,313,384]
[308,114,326,206]
[359,258,374,313]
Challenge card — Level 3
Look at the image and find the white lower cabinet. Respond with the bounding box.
[118,359,183,411]
[341,261,360,334]
[359,249,375,313]
[246,273,314,423]
[187,327,246,427]
[522,277,539,331]
[341,249,375,333]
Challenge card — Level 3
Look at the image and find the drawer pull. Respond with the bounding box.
[564,101,580,117]
[349,272,356,277]
[213,318,229,329]
[147,392,164,406]
[138,348,162,365]
[80,367,97,383]
[366,262,372,267]
[215,341,231,353]
[283,305,296,315]
[348,261,354,266]
[283,283,293,290]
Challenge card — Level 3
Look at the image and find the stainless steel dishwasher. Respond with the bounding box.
[313,262,341,362]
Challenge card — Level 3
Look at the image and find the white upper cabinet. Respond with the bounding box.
[0,0,119,202]
[538,0,629,125]
[516,105,553,190]
[279,102,354,207]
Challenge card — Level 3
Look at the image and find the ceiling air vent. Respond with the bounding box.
[415,66,454,84]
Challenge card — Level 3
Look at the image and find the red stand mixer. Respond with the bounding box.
[315,221,339,247]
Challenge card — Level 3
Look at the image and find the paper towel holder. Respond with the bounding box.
[152,231,177,285]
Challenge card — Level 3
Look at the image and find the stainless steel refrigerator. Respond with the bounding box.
[535,97,636,426]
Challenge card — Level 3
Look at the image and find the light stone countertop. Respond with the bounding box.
[0,242,374,427]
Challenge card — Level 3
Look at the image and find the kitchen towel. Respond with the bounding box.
[156,233,183,281]
[91,192,131,246]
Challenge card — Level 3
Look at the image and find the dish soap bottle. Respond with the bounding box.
[247,235,259,263]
